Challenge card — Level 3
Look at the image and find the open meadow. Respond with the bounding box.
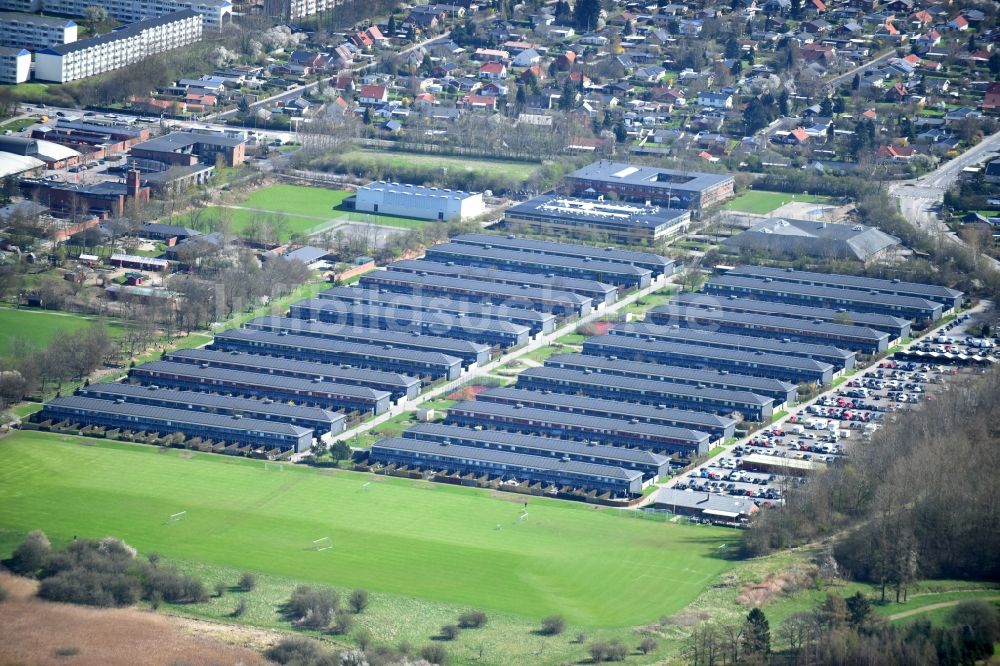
[0,432,736,630]
[0,308,125,361]
[336,149,541,183]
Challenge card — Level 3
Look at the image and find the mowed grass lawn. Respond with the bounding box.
[172,184,430,235]
[0,308,125,360]
[0,432,737,627]
[242,183,351,219]
[723,190,833,215]
[339,149,541,182]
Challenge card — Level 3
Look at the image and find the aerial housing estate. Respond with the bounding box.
[34,10,202,82]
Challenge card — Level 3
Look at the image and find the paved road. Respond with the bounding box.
[890,129,1000,268]
[304,275,677,455]
[209,31,450,122]
[825,50,894,88]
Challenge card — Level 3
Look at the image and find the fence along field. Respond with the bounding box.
[0,432,737,627]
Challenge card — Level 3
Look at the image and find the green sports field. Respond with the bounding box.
[0,432,736,628]
[172,184,430,237]
[722,190,833,214]
[0,308,124,360]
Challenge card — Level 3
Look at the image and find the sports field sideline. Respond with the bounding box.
[0,432,736,627]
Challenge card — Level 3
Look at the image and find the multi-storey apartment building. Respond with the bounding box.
[264,0,335,20]
[35,10,202,83]
[0,0,230,29]
[0,46,29,82]
[0,13,76,50]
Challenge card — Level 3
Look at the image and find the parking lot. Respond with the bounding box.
[663,308,997,517]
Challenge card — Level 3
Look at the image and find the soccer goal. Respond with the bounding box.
[359,481,372,492]
[166,511,187,524]
[518,511,529,523]
[264,462,283,471]
[312,537,333,552]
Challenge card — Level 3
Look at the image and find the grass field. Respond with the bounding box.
[242,184,352,219]
[0,308,125,360]
[0,117,40,132]
[722,191,833,215]
[338,149,541,182]
[171,184,431,237]
[0,432,737,629]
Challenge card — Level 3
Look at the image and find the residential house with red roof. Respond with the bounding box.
[359,85,388,105]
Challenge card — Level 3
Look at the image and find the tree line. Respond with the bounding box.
[684,592,999,665]
[0,324,116,408]
[742,367,1000,592]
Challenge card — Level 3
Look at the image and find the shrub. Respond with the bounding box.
[440,624,460,640]
[354,627,372,651]
[149,590,162,610]
[287,585,339,629]
[348,588,369,613]
[540,615,566,635]
[589,640,629,662]
[0,585,8,603]
[214,581,226,598]
[264,637,329,665]
[331,608,353,635]
[232,597,247,617]
[420,644,449,665]
[8,530,51,576]
[458,609,488,628]
[638,636,658,654]
[238,572,257,592]
[39,570,141,607]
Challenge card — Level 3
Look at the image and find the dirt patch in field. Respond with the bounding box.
[736,569,815,608]
[447,384,489,400]
[0,572,269,666]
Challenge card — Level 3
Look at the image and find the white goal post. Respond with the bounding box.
[167,511,187,524]
[312,537,333,552]
[264,462,283,471]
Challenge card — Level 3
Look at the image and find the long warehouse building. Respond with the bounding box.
[704,275,944,322]
[403,423,669,480]
[129,361,392,415]
[476,387,737,441]
[370,437,644,497]
[210,329,463,381]
[516,366,774,421]
[610,322,857,371]
[583,335,834,385]
[646,305,889,354]
[38,396,313,453]
[670,292,912,340]
[242,316,491,368]
[450,233,674,277]
[286,298,530,349]
[314,287,557,335]
[359,271,593,317]
[423,242,652,289]
[163,348,421,401]
[78,382,345,437]
[544,353,798,406]
[387,259,619,305]
[724,265,963,310]
[445,400,711,456]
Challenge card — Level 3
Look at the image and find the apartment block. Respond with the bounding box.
[4,0,231,29]
[0,12,76,50]
[0,46,29,83]
[35,10,202,83]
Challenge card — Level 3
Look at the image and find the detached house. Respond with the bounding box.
[698,91,733,109]
[358,84,388,105]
